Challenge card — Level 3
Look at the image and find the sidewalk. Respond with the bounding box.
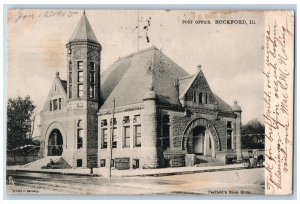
[7,163,246,177]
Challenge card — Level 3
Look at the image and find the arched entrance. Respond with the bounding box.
[48,129,63,156]
[182,118,220,158]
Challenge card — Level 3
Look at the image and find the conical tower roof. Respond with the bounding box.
[69,11,99,44]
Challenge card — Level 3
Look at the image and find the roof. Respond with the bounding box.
[100,46,188,109]
[69,12,99,44]
[178,71,233,112]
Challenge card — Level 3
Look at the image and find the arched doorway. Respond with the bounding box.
[48,129,63,156]
[187,126,206,154]
[182,118,220,158]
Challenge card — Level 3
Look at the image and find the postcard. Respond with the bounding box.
[5,9,294,195]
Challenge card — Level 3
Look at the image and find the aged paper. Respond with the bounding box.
[263,11,294,195]
[6,9,294,195]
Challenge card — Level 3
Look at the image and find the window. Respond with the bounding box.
[227,121,232,129]
[78,71,83,83]
[112,128,117,148]
[134,125,141,147]
[58,98,61,110]
[89,62,95,83]
[50,101,53,111]
[89,62,96,98]
[78,61,83,70]
[77,159,82,167]
[53,99,58,111]
[69,85,72,98]
[69,61,72,72]
[133,115,140,123]
[77,120,83,149]
[123,116,130,124]
[102,129,108,149]
[193,91,197,103]
[227,121,233,149]
[69,72,72,84]
[78,84,83,98]
[110,118,117,126]
[209,137,212,149]
[227,130,233,149]
[162,125,170,148]
[100,159,106,167]
[161,115,170,148]
[124,126,130,147]
[89,85,95,98]
[199,92,203,104]
[101,119,107,127]
[205,93,208,104]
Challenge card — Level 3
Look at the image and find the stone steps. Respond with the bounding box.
[24,156,61,169]
[195,155,225,167]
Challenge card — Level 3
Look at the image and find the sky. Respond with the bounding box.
[7,9,264,137]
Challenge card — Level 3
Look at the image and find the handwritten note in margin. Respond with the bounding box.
[264,11,294,195]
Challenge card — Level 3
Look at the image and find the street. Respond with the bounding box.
[6,168,264,195]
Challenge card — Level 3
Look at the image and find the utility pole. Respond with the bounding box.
[108,98,116,178]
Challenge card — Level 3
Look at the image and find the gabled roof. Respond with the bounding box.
[42,74,68,111]
[178,70,233,112]
[100,46,188,110]
[69,12,99,44]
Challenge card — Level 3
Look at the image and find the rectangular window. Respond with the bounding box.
[100,159,106,167]
[69,61,72,72]
[205,93,208,104]
[69,72,72,83]
[193,91,197,103]
[102,129,108,149]
[199,92,203,104]
[90,62,95,82]
[227,121,232,129]
[162,125,170,148]
[112,128,117,148]
[135,125,141,147]
[78,61,83,70]
[110,118,117,126]
[101,119,107,127]
[227,130,233,149]
[78,71,83,83]
[209,137,212,149]
[78,84,83,98]
[89,85,95,98]
[50,101,52,111]
[69,85,72,98]
[124,126,130,147]
[53,99,58,111]
[58,98,61,110]
[77,129,83,149]
[133,115,140,123]
[77,159,82,167]
[123,116,130,124]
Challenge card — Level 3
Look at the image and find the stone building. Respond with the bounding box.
[40,12,243,169]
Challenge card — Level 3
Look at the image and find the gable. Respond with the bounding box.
[42,76,68,112]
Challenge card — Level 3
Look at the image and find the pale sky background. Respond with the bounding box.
[7,9,264,137]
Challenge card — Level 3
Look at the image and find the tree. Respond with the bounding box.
[7,96,36,151]
[241,119,265,149]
